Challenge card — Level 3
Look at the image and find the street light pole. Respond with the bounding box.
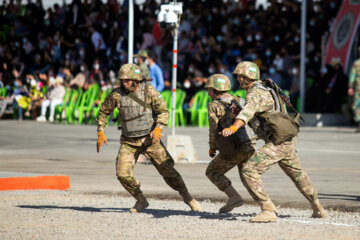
[128,0,134,63]
[171,27,179,135]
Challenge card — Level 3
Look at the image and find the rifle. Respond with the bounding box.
[263,78,305,122]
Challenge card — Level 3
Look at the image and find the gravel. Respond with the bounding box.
[1,190,359,240]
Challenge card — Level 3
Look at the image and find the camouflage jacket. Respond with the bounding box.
[97,83,169,146]
[350,59,360,93]
[208,93,255,150]
[236,81,276,140]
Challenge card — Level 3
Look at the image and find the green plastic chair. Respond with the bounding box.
[89,88,112,124]
[54,88,72,123]
[197,94,212,128]
[74,90,92,124]
[41,86,48,96]
[160,90,172,110]
[77,84,100,124]
[233,89,246,99]
[0,87,6,97]
[65,88,83,124]
[168,89,186,127]
[186,90,207,126]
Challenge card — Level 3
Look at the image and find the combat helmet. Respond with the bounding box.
[118,63,142,81]
[233,61,260,80]
[205,74,231,91]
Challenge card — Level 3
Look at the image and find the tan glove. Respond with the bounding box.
[221,125,238,137]
[150,127,162,144]
[97,131,108,153]
[209,149,216,158]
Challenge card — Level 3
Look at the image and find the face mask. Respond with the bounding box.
[322,67,328,74]
[80,66,85,72]
[183,81,191,89]
[246,36,252,42]
[220,68,225,73]
[330,2,336,8]
[94,64,99,70]
[75,39,80,45]
[188,67,194,73]
[216,35,223,42]
[14,81,19,87]
[133,58,139,64]
[265,51,271,57]
[309,21,315,27]
[269,68,275,75]
[255,34,261,41]
[208,68,214,74]
[144,59,149,65]
[30,79,37,87]
[294,36,300,42]
[292,68,298,75]
[194,81,202,87]
[274,35,280,42]
[233,19,239,25]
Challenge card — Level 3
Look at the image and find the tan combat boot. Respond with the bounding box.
[181,190,202,212]
[219,185,244,213]
[311,199,328,218]
[250,200,278,223]
[129,192,149,213]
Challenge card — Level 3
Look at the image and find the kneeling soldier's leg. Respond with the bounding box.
[116,144,148,213]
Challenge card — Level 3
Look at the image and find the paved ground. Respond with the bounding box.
[0,120,359,211]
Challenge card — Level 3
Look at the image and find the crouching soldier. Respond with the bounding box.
[205,74,256,213]
[96,63,202,213]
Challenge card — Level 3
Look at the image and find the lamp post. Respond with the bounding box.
[157,2,183,135]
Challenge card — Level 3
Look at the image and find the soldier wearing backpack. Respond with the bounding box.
[221,61,327,222]
[204,74,257,213]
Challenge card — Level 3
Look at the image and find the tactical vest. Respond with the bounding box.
[118,82,154,138]
[251,82,299,145]
[214,97,256,156]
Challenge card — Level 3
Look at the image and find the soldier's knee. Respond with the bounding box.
[159,160,175,173]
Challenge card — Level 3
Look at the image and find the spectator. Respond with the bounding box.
[147,51,164,92]
[36,76,65,122]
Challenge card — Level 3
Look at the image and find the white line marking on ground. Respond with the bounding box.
[282,219,355,227]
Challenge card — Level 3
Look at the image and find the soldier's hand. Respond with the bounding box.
[150,127,162,144]
[97,131,108,153]
[209,149,216,158]
[220,125,238,137]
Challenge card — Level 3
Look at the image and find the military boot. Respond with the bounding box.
[129,192,149,213]
[219,185,244,213]
[181,190,202,212]
[250,200,278,223]
[311,199,328,218]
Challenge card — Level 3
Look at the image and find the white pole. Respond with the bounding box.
[128,0,134,63]
[171,27,178,135]
[299,0,307,113]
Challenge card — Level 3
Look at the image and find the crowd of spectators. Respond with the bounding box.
[0,0,348,121]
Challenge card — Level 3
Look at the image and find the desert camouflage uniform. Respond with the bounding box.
[236,81,319,208]
[349,58,360,123]
[206,92,256,191]
[97,82,188,197]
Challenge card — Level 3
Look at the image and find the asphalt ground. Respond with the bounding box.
[0,120,359,212]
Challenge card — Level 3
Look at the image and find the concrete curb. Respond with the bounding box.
[0,174,70,191]
[300,113,351,127]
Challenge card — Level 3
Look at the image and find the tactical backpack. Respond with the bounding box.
[257,79,301,145]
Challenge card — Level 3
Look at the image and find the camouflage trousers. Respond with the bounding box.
[206,144,255,191]
[116,140,188,197]
[352,94,360,122]
[242,137,319,206]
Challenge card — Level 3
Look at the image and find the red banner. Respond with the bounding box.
[324,0,360,72]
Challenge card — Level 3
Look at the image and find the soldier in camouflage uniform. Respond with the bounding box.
[205,74,256,213]
[348,48,360,133]
[134,50,151,82]
[222,61,327,222]
[96,63,202,213]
